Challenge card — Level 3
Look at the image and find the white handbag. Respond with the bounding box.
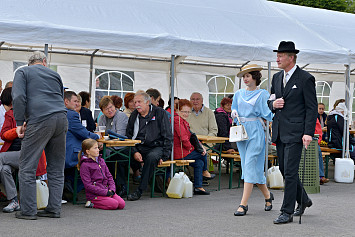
[229,114,249,142]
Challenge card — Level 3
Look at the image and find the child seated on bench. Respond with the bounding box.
[79,139,125,210]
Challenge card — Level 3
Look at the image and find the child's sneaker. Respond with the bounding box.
[85,201,94,208]
[3,199,20,213]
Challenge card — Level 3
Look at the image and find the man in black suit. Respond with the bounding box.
[268,41,318,224]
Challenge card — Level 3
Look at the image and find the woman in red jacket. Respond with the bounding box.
[174,99,215,195]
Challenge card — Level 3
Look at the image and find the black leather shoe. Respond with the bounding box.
[117,185,127,198]
[234,205,248,216]
[265,192,274,211]
[273,212,293,224]
[294,199,312,216]
[37,210,61,218]
[203,174,216,181]
[194,188,210,195]
[127,190,142,201]
[15,212,37,220]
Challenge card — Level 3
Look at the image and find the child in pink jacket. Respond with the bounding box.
[79,139,125,210]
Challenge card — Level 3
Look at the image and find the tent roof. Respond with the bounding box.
[1,0,355,64]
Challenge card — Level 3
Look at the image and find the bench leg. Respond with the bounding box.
[73,168,78,205]
[226,159,229,174]
[162,169,167,197]
[325,155,329,179]
[229,159,233,189]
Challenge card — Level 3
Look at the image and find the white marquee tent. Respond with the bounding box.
[1,0,355,108]
[1,0,354,64]
[1,0,355,161]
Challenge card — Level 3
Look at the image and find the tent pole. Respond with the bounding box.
[265,62,271,177]
[44,44,48,58]
[342,64,351,158]
[170,55,175,178]
[89,49,99,101]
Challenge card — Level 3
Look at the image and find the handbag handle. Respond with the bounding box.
[234,112,242,125]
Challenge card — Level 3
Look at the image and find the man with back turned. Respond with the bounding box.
[268,41,318,224]
[13,51,68,220]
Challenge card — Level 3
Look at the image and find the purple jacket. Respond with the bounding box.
[79,155,116,201]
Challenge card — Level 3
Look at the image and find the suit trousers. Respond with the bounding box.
[276,139,309,214]
[0,151,20,200]
[19,112,68,216]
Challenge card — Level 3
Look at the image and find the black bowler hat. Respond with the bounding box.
[273,41,299,54]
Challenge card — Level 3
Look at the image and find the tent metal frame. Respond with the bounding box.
[2,42,353,178]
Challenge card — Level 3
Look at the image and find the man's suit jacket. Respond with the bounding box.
[267,66,318,143]
[65,109,99,168]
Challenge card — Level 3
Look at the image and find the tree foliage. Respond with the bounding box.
[269,0,355,13]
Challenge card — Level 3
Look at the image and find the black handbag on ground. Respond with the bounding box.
[189,129,204,153]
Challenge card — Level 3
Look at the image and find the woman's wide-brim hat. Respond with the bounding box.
[273,41,299,54]
[237,64,263,78]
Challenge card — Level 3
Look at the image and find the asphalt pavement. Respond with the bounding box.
[0,164,354,237]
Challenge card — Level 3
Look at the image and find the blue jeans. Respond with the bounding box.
[318,145,325,177]
[183,150,207,188]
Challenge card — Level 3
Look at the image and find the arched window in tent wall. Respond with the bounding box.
[94,69,134,119]
[207,75,235,110]
[316,81,331,114]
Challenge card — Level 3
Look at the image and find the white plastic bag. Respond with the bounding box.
[166,172,185,199]
[267,166,284,189]
[36,179,49,209]
[182,174,193,198]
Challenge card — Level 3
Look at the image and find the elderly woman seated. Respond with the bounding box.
[214,97,237,154]
[173,99,215,195]
[98,96,141,197]
[327,101,355,161]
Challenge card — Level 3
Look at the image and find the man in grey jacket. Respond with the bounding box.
[12,51,68,220]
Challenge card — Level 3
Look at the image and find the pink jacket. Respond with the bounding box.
[79,155,116,201]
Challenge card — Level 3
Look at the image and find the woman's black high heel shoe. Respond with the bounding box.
[264,192,274,211]
[234,204,248,216]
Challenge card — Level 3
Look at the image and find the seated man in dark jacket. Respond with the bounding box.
[126,91,173,201]
[327,102,355,161]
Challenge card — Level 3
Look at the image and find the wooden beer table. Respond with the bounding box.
[196,135,229,191]
[97,138,141,194]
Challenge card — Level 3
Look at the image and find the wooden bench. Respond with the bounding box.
[210,152,241,189]
[151,160,196,198]
[151,160,177,198]
[209,153,278,189]
[320,147,342,178]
